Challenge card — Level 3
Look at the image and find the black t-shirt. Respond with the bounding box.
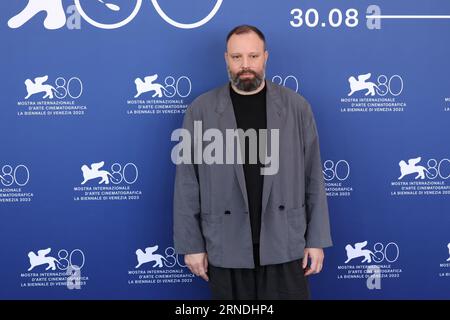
[230,83,267,244]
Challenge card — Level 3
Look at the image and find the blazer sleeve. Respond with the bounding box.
[300,98,333,248]
[172,103,206,254]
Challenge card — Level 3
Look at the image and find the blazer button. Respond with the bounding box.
[278,205,285,211]
[224,210,231,215]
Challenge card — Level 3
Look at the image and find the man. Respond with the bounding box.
[173,25,332,300]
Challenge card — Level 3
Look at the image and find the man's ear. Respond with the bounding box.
[264,50,269,63]
[224,51,228,65]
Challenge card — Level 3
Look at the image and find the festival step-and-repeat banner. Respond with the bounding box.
[1,0,449,299]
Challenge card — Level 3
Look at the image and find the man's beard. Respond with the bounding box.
[228,67,265,92]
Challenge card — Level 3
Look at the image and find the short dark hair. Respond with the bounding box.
[226,25,266,49]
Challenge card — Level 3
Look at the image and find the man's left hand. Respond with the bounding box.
[302,248,324,276]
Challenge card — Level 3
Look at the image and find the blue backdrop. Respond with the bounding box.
[1,0,449,299]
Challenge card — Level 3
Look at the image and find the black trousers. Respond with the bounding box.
[208,245,310,300]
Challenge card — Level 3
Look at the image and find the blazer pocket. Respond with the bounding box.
[200,213,223,264]
[287,207,307,256]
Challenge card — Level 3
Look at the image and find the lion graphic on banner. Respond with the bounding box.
[81,161,117,185]
[135,245,168,268]
[24,75,57,99]
[398,157,430,180]
[447,243,450,262]
[347,73,380,96]
[134,74,171,98]
[28,248,62,271]
[8,0,66,29]
[345,241,376,263]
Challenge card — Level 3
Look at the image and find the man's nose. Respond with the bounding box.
[241,56,250,68]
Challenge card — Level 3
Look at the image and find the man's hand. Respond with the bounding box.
[185,253,209,281]
[302,248,324,276]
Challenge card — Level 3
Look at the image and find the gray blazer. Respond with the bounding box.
[173,81,332,268]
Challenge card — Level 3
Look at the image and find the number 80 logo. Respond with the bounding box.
[74,0,223,29]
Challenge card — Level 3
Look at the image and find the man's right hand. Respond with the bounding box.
[185,253,209,281]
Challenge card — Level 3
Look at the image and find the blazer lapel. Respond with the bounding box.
[216,84,249,211]
[215,81,283,215]
[261,82,283,216]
